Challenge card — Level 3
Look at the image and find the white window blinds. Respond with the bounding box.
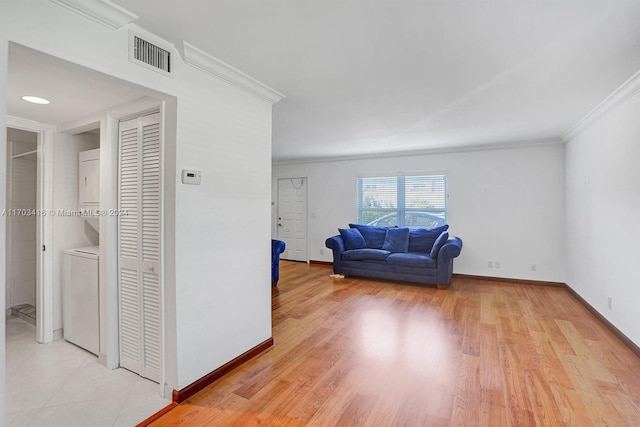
[357,174,447,228]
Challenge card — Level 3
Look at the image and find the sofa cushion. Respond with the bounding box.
[339,228,367,250]
[342,248,391,261]
[386,252,436,268]
[430,231,449,258]
[349,223,389,249]
[381,227,410,253]
[408,225,450,252]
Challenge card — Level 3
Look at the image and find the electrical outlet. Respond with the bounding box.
[488,261,493,268]
[495,261,501,268]
[530,264,537,271]
[608,296,612,310]
[320,248,324,256]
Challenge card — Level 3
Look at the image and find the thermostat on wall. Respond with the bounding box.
[181,169,202,185]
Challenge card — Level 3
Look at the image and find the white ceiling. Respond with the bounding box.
[7,44,148,130]
[9,1,640,161]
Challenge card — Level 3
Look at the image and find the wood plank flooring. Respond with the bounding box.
[150,262,640,426]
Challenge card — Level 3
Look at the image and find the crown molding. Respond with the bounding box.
[50,0,138,30]
[182,41,285,104]
[272,138,563,165]
[564,69,640,141]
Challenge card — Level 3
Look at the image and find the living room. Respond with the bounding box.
[3,0,640,425]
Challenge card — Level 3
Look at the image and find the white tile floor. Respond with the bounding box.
[6,316,171,427]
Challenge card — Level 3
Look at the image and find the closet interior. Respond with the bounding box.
[6,128,38,324]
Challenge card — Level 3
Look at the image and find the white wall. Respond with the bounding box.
[3,0,274,396]
[172,68,273,388]
[565,73,640,346]
[52,132,100,332]
[274,142,566,282]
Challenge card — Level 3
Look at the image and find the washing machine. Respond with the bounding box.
[62,246,99,355]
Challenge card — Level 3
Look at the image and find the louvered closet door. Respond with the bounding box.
[118,113,162,383]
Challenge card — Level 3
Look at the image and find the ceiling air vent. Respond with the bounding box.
[129,31,173,76]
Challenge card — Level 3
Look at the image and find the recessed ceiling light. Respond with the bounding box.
[21,95,50,105]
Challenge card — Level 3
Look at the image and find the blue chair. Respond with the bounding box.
[272,239,286,287]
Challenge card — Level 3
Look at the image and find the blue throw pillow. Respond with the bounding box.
[339,228,367,250]
[430,231,449,259]
[408,224,449,252]
[349,223,388,249]
[381,227,410,253]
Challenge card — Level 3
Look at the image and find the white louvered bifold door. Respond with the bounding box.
[118,113,162,383]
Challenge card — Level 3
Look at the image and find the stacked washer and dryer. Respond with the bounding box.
[62,148,100,355]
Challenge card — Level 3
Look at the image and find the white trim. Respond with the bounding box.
[101,97,162,371]
[355,169,449,179]
[49,0,138,30]
[7,116,56,344]
[158,104,168,397]
[57,117,102,135]
[101,114,119,369]
[564,69,640,141]
[273,137,563,166]
[106,98,166,395]
[5,142,14,328]
[57,96,155,134]
[182,41,285,104]
[6,116,55,133]
[107,97,161,122]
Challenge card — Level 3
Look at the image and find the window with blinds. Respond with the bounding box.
[357,174,448,228]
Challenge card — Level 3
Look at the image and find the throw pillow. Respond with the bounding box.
[381,227,410,253]
[339,228,367,250]
[408,224,449,252]
[430,231,449,259]
[349,223,388,249]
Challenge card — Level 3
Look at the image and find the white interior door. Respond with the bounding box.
[118,113,162,383]
[277,177,307,262]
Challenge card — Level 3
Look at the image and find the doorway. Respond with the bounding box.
[277,177,308,262]
[5,44,176,415]
[5,121,53,345]
[6,128,39,325]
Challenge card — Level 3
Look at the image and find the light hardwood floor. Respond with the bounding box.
[150,261,640,426]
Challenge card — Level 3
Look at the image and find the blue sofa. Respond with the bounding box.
[272,239,286,287]
[325,224,462,288]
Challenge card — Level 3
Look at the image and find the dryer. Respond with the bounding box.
[62,246,99,355]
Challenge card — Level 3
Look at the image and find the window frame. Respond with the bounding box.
[356,173,448,228]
